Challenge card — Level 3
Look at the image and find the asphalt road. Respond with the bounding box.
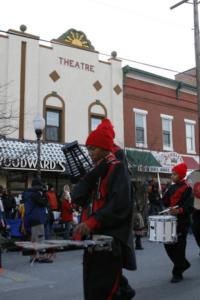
[1,235,200,300]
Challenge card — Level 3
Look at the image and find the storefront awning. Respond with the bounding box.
[0,138,66,172]
[182,156,199,170]
[0,138,91,176]
[126,149,161,170]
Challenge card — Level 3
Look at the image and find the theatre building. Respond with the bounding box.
[123,66,199,184]
[0,27,123,193]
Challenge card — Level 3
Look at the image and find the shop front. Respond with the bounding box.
[0,138,68,195]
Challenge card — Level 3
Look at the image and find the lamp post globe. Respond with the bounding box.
[33,113,45,139]
[33,113,45,178]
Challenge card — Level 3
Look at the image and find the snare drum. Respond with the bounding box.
[148,215,177,243]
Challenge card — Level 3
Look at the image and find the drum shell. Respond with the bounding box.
[148,215,177,243]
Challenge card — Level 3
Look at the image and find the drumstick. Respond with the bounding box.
[159,205,179,215]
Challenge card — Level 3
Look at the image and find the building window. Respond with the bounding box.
[161,114,173,151]
[133,108,148,148]
[43,93,65,143]
[185,119,196,154]
[88,101,107,132]
[91,115,104,131]
[46,109,61,142]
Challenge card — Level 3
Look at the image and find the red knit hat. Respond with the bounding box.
[86,120,114,151]
[172,162,187,179]
[97,119,115,138]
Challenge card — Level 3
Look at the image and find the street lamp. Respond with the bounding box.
[33,113,45,178]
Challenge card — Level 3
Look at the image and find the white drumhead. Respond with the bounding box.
[148,215,177,221]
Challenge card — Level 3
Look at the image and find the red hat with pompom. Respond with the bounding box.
[86,119,114,151]
[172,162,187,179]
[96,119,115,138]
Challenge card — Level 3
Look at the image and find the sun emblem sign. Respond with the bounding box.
[57,29,95,50]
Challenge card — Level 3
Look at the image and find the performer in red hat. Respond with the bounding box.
[72,121,136,300]
[162,162,193,283]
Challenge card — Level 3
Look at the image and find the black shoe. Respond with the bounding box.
[171,274,183,283]
[135,246,144,250]
[121,286,136,299]
[182,261,191,273]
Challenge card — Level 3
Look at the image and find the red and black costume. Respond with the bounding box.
[163,177,193,278]
[72,153,136,300]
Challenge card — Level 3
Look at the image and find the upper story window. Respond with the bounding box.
[133,108,148,148]
[43,93,65,143]
[184,119,196,154]
[88,101,107,132]
[161,114,173,151]
[46,109,61,142]
[91,115,104,131]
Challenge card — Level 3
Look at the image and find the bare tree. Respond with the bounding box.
[0,83,19,137]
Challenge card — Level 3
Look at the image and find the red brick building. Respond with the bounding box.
[123,66,199,181]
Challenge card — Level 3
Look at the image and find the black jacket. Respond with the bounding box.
[72,155,136,270]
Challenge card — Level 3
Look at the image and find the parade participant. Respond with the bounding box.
[71,122,136,300]
[96,119,136,298]
[162,162,193,283]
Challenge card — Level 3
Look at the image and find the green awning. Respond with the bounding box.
[125,149,161,168]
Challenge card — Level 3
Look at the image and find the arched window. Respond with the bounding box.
[43,93,65,143]
[88,101,107,132]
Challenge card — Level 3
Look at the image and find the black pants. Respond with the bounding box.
[164,226,189,276]
[192,210,200,248]
[83,249,122,300]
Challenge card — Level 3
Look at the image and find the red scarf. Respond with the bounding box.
[170,180,189,207]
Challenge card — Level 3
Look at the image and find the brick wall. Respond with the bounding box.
[123,75,199,156]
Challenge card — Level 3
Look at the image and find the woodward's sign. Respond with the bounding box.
[0,157,66,172]
[59,57,95,72]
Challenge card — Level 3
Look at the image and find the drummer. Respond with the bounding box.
[71,121,136,300]
[162,162,193,283]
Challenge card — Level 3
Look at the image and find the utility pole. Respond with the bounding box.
[171,0,200,168]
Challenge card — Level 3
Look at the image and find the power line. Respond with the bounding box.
[0,28,195,78]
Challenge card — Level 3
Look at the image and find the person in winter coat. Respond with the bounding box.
[1,189,16,219]
[46,184,58,211]
[162,162,193,283]
[148,181,162,215]
[24,178,48,242]
[24,178,53,263]
[60,184,73,239]
[72,121,136,300]
[132,203,145,250]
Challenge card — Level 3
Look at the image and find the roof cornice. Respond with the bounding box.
[123,65,197,93]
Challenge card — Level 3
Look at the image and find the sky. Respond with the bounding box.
[0,0,198,78]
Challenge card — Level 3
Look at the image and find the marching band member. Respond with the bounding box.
[162,162,193,283]
[96,119,136,298]
[71,121,136,300]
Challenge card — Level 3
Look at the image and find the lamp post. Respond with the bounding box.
[33,113,45,178]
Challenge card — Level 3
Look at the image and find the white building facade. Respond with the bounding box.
[0,27,124,192]
[0,27,124,146]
